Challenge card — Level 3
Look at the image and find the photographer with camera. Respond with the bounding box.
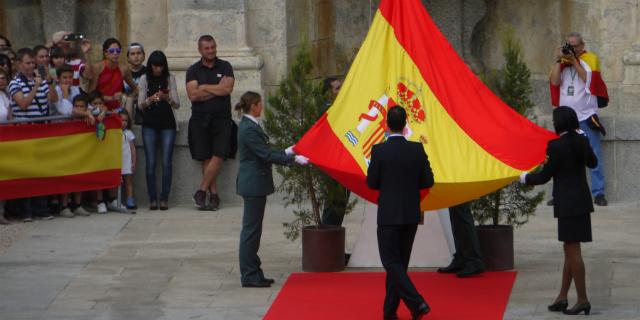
[549,32,609,206]
[51,31,93,92]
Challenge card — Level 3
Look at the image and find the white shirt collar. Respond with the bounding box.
[244,114,260,125]
[388,133,405,139]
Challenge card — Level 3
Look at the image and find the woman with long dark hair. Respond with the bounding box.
[137,51,179,210]
[520,106,596,315]
[89,38,136,112]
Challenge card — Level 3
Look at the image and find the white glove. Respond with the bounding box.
[285,145,296,156]
[294,155,309,165]
[519,172,528,184]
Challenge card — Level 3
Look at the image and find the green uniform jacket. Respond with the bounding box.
[236,116,293,197]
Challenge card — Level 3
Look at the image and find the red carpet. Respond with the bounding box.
[264,271,516,320]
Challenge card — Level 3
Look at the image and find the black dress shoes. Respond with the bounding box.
[456,265,485,278]
[383,313,398,320]
[411,302,430,320]
[241,280,271,288]
[437,260,465,273]
[262,277,275,284]
[563,302,591,315]
[547,299,568,312]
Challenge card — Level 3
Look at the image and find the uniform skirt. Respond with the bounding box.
[557,214,592,243]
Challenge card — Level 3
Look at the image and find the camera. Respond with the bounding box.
[63,33,84,41]
[37,65,47,78]
[561,42,575,56]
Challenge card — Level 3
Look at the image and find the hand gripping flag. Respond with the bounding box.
[294,0,557,210]
[0,115,122,200]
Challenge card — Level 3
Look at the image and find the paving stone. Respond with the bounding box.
[1,202,638,319]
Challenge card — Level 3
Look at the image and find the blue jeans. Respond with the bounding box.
[579,120,605,196]
[142,127,176,202]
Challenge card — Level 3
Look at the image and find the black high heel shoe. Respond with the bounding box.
[563,302,591,315]
[547,299,568,312]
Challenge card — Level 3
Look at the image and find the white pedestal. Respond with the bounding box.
[348,202,455,268]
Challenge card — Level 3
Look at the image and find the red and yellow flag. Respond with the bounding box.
[0,116,122,200]
[550,51,609,107]
[294,0,556,210]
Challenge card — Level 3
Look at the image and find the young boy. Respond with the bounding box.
[72,93,100,125]
[54,64,80,116]
[87,91,123,213]
[56,94,93,218]
[119,110,137,210]
[124,43,145,123]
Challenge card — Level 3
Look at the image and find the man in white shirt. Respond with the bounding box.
[549,32,608,206]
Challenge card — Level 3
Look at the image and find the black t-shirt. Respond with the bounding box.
[142,76,176,130]
[185,58,234,118]
[132,66,146,81]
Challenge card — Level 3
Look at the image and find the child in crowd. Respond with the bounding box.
[72,93,101,125]
[120,110,137,210]
[85,91,118,214]
[51,94,94,218]
[49,47,65,82]
[124,42,146,123]
[54,64,80,116]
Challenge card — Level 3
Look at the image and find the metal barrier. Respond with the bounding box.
[0,114,79,125]
[0,112,118,125]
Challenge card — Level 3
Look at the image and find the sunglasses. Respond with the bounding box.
[107,48,122,54]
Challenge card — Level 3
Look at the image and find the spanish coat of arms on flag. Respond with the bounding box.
[294,0,557,210]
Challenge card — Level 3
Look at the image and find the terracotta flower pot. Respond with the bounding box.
[302,225,345,272]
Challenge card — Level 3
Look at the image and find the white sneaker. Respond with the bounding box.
[73,206,90,216]
[97,202,107,214]
[59,208,75,218]
[107,200,121,211]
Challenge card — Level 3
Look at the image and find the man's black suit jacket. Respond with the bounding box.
[366,136,434,225]
[525,132,597,218]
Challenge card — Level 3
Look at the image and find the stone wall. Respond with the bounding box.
[474,0,640,201]
[1,0,125,57]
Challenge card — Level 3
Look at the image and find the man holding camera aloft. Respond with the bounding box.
[549,32,609,206]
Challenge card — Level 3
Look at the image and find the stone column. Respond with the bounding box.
[164,0,263,121]
[40,0,78,41]
[153,0,263,206]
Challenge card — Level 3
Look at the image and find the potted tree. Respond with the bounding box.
[471,28,545,271]
[263,42,354,272]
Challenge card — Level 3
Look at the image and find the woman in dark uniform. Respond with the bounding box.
[521,106,596,315]
[235,91,308,287]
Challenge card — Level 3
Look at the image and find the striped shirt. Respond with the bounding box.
[9,75,50,120]
[67,58,85,87]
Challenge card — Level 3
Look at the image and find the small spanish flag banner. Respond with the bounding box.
[0,115,122,200]
[294,0,556,210]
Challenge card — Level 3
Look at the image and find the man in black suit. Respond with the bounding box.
[438,202,486,277]
[367,106,434,320]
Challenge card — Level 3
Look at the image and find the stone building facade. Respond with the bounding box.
[1,0,639,204]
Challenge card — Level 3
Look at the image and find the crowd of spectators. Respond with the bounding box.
[0,31,180,224]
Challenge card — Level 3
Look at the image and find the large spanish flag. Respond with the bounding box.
[0,116,122,200]
[295,0,556,210]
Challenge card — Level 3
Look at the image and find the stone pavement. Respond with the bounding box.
[0,200,638,320]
